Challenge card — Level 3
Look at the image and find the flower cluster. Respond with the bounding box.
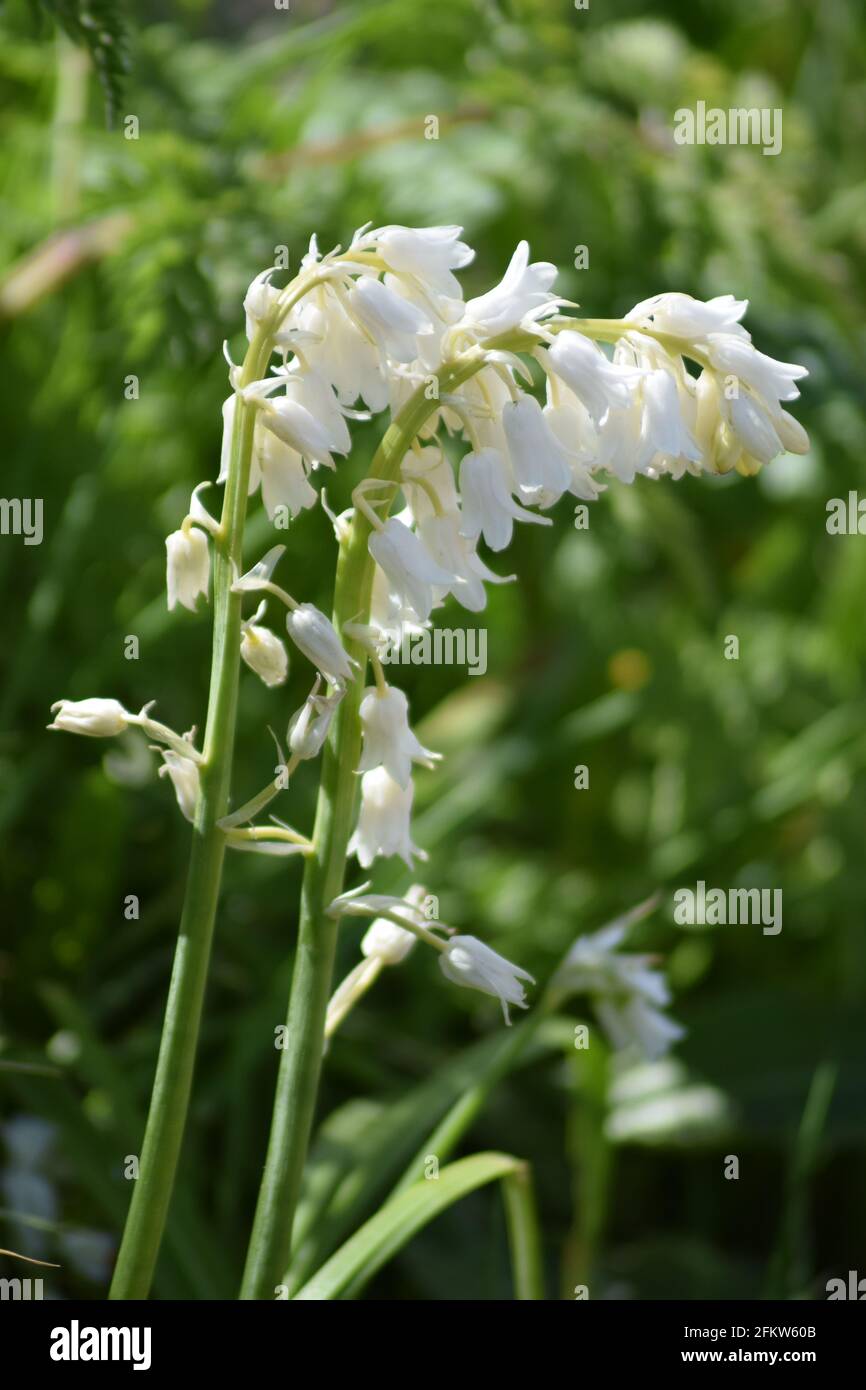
[49,224,809,1027]
[206,225,810,872]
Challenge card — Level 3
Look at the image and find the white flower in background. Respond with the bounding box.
[463,240,557,337]
[368,517,453,623]
[546,331,641,423]
[165,523,210,612]
[357,684,439,787]
[156,748,200,822]
[555,908,684,1060]
[240,603,289,688]
[348,766,425,868]
[502,394,573,505]
[439,936,535,1024]
[48,698,131,737]
[376,225,474,300]
[595,995,685,1061]
[459,448,551,552]
[287,677,342,759]
[285,604,358,689]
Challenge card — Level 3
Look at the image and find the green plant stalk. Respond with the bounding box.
[240,351,487,1300]
[502,1165,544,1300]
[109,326,271,1300]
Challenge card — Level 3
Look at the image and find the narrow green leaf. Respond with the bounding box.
[292,1153,523,1301]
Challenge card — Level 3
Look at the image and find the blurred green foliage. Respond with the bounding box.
[1,0,865,1299]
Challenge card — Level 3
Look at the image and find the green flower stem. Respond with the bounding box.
[240,351,487,1300]
[502,1164,544,1300]
[109,325,272,1300]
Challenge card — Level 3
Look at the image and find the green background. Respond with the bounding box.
[1,0,865,1299]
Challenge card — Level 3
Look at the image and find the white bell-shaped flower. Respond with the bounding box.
[547,331,641,424]
[418,514,513,612]
[502,394,573,505]
[369,517,453,623]
[459,447,550,552]
[255,427,318,520]
[376,224,473,299]
[348,276,433,364]
[625,291,750,343]
[705,333,808,407]
[165,524,210,612]
[260,394,337,466]
[636,368,703,475]
[439,936,534,1024]
[358,684,439,788]
[463,240,557,337]
[348,767,425,868]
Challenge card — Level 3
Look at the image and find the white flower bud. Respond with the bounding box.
[48,698,131,737]
[240,621,289,688]
[166,525,210,612]
[285,603,357,688]
[156,747,200,822]
[361,917,416,965]
[288,679,342,759]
